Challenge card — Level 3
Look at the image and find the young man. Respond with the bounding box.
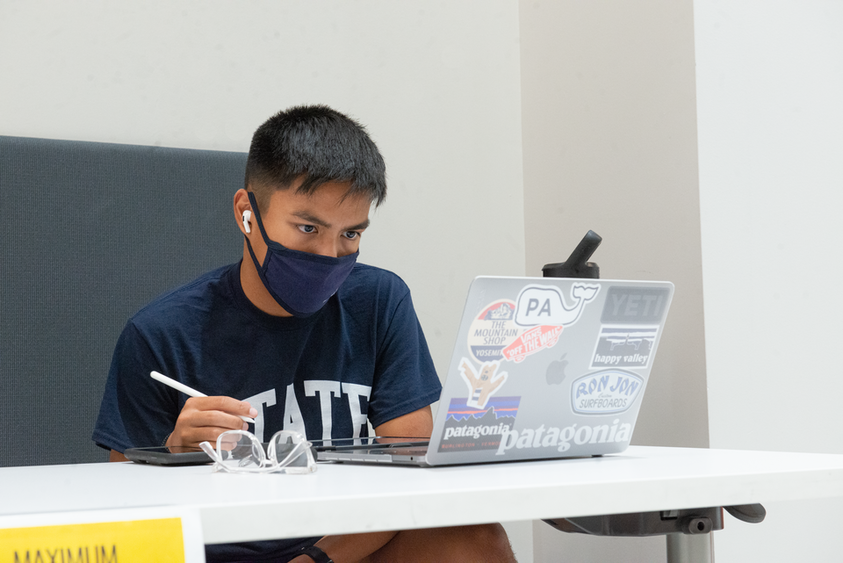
[93,105,515,563]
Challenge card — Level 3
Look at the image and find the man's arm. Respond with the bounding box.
[372,405,433,438]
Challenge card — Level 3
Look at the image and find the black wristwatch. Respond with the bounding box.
[300,545,334,563]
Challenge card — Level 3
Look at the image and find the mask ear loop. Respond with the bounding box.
[246,192,273,246]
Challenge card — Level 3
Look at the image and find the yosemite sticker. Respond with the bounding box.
[571,370,643,414]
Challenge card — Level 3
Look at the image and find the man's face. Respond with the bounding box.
[249,180,372,264]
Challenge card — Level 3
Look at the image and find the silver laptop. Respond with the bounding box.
[319,275,674,466]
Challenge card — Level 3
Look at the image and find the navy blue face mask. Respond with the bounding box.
[245,192,358,317]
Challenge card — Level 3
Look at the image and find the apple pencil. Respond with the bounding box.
[150,370,256,424]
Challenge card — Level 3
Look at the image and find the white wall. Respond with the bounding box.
[695,1,843,561]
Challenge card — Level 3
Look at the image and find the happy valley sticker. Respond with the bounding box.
[591,326,658,368]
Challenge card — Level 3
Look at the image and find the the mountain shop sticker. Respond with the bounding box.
[467,300,521,363]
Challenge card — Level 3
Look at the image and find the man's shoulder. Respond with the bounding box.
[130,263,237,327]
[341,263,411,299]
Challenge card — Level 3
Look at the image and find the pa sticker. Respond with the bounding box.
[514,283,600,327]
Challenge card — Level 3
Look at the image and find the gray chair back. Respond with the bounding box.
[0,136,245,466]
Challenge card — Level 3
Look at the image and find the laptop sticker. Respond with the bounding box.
[590,326,658,369]
[459,359,508,409]
[438,396,521,452]
[601,286,670,324]
[501,325,563,362]
[514,284,600,327]
[467,300,521,363]
[496,418,632,456]
[571,370,644,415]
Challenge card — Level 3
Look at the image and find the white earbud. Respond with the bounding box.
[242,210,252,234]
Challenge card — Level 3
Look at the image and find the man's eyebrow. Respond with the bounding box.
[347,218,371,231]
[292,212,370,231]
[291,211,330,228]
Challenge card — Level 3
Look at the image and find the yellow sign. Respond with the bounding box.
[0,518,185,563]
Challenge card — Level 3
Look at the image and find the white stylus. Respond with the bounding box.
[150,370,256,424]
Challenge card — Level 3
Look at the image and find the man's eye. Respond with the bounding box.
[343,231,360,240]
[298,225,316,234]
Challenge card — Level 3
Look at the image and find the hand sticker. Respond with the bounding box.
[459,359,508,409]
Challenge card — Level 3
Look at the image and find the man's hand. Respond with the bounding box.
[166,396,258,449]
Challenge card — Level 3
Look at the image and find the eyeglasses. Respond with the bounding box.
[199,430,316,474]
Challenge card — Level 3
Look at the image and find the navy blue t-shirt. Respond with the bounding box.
[93,261,441,561]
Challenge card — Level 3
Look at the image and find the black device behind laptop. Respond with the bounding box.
[124,446,212,466]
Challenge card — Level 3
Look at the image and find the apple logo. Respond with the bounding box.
[546,353,568,385]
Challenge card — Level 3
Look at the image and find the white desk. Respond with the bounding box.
[4,446,843,548]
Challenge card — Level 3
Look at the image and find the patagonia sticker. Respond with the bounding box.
[438,396,520,452]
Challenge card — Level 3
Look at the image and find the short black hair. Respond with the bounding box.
[245,105,387,213]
